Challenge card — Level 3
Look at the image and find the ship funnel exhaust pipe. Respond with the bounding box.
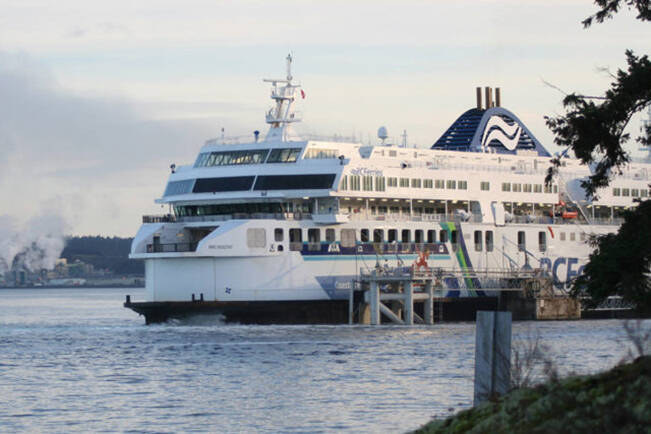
[476,87,482,110]
[485,87,493,109]
[495,87,501,107]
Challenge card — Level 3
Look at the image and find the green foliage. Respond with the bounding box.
[61,236,143,275]
[545,50,651,198]
[572,200,651,312]
[413,356,651,434]
[582,0,651,27]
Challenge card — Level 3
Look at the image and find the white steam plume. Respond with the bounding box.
[0,214,68,273]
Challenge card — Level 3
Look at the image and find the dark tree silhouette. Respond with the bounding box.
[547,1,650,311]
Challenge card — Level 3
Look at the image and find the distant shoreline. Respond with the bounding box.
[0,284,145,289]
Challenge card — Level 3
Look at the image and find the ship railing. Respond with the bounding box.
[142,214,176,223]
[146,242,198,253]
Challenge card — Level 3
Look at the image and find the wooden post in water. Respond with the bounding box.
[473,311,512,406]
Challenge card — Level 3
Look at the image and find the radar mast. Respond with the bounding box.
[263,54,302,142]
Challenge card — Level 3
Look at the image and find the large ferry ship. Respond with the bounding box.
[126,56,651,324]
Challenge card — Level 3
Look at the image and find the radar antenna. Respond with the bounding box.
[263,54,302,142]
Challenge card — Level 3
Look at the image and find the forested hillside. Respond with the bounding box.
[61,236,143,275]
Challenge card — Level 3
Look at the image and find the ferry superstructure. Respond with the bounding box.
[127,56,651,323]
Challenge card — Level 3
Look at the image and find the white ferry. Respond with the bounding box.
[126,56,651,324]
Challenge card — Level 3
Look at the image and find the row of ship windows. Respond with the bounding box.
[339,176,558,194]
[194,148,302,167]
[612,187,649,198]
[247,227,585,252]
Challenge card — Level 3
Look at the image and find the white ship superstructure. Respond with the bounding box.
[127,56,651,323]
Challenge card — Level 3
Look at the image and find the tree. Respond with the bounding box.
[545,0,651,312]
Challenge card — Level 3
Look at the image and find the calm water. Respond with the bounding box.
[0,288,642,433]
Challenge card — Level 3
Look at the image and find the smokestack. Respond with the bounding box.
[485,87,493,109]
[476,87,482,110]
[495,87,501,107]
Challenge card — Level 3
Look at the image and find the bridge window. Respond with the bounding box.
[435,179,444,189]
[512,183,522,192]
[325,228,335,243]
[622,188,630,197]
[632,189,639,197]
[401,229,411,243]
[400,178,409,187]
[439,230,448,243]
[289,228,302,251]
[613,187,621,196]
[373,229,384,243]
[164,179,195,196]
[195,149,270,167]
[458,180,468,190]
[517,231,526,251]
[254,174,336,190]
[267,148,302,163]
[538,231,547,252]
[641,190,648,197]
[304,148,337,159]
[480,181,490,191]
[361,229,369,243]
[424,179,433,188]
[427,230,436,243]
[193,176,255,193]
[523,184,532,193]
[350,175,361,191]
[534,184,542,193]
[446,180,456,189]
[415,230,424,243]
[274,228,284,242]
[502,183,511,192]
[387,177,398,187]
[388,229,397,242]
[411,178,421,188]
[474,231,482,252]
[485,231,494,252]
[341,229,356,248]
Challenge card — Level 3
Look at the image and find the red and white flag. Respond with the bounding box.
[300,89,306,99]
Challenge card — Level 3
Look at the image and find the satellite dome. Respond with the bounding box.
[377,126,388,141]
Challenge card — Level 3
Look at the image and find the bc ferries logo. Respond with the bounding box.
[481,115,522,151]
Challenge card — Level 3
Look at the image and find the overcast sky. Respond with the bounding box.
[2,0,650,236]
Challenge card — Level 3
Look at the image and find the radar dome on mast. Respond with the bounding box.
[377,126,388,144]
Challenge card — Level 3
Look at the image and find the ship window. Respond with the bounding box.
[439,230,448,243]
[341,229,356,248]
[289,228,302,251]
[427,230,436,243]
[267,148,302,163]
[400,178,409,187]
[387,177,398,187]
[474,231,482,252]
[361,229,370,243]
[375,176,386,192]
[512,183,522,192]
[435,179,444,189]
[411,178,421,188]
[446,180,456,189]
[544,184,552,193]
[373,229,384,243]
[553,185,558,193]
[308,228,321,251]
[451,230,458,251]
[523,184,532,193]
[275,228,284,242]
[613,188,621,196]
[350,175,361,191]
[539,231,547,252]
[164,179,195,196]
[518,231,526,251]
[570,232,576,241]
[362,176,372,191]
[580,232,586,241]
[622,188,630,197]
[304,148,337,159]
[193,176,255,193]
[247,228,266,248]
[388,229,397,242]
[254,174,336,190]
[534,184,542,193]
[480,181,490,191]
[560,232,566,241]
[389,150,397,157]
[632,189,639,197]
[458,180,468,190]
[424,179,433,188]
[339,175,348,191]
[485,231,494,252]
[502,183,511,192]
[415,230,424,243]
[325,229,335,243]
[401,229,411,243]
[641,190,648,197]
